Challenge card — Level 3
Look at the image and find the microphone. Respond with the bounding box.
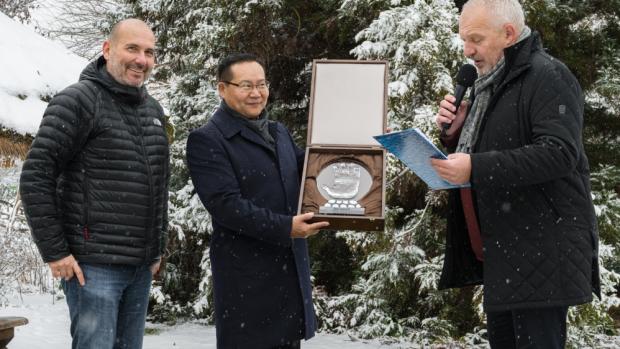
[443,64,478,130]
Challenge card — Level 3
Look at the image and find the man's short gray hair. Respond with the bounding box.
[464,0,526,33]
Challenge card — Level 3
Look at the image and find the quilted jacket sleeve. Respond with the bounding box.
[19,83,95,263]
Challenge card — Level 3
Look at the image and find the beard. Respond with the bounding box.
[106,59,151,87]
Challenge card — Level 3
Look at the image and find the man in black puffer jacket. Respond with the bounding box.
[432,1,599,348]
[20,19,169,349]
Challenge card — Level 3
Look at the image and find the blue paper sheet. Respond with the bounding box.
[374,128,470,190]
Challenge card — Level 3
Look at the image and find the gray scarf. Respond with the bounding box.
[456,26,531,153]
[221,100,275,151]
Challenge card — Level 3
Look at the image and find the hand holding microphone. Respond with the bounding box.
[436,64,477,134]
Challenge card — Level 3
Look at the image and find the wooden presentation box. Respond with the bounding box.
[297,59,387,231]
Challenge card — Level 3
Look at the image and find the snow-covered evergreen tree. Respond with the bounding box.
[113,0,620,345]
[122,0,385,322]
[313,1,484,344]
[0,0,36,23]
[321,0,620,346]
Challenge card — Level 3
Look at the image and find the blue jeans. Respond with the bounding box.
[61,263,153,349]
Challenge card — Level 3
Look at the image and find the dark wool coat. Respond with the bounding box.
[438,32,600,312]
[186,108,315,348]
[20,57,169,265]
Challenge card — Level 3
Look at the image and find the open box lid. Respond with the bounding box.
[307,60,388,147]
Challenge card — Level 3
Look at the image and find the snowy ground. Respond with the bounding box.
[4,293,620,349]
[0,165,20,186]
[0,293,405,349]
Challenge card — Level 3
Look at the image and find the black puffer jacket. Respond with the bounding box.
[20,57,169,265]
[439,33,600,312]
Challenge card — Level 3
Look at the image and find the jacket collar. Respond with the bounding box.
[211,106,277,152]
[79,56,147,105]
[502,31,542,81]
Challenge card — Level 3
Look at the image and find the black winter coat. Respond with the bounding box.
[186,108,315,348]
[439,33,600,312]
[20,57,169,266]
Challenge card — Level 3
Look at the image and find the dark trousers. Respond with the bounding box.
[271,341,300,349]
[487,306,569,349]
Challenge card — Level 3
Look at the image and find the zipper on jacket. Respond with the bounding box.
[83,225,91,240]
[81,154,91,240]
[134,106,156,258]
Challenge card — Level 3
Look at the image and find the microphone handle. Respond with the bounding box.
[442,84,468,131]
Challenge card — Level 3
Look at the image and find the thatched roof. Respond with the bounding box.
[0,128,31,167]
[0,12,85,167]
[0,11,85,136]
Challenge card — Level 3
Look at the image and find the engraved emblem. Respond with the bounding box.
[316,161,371,216]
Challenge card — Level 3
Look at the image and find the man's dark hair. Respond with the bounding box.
[217,53,266,82]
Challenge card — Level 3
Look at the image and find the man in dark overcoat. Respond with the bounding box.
[431,0,599,348]
[186,53,329,349]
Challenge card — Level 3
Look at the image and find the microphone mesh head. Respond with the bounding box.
[456,64,478,87]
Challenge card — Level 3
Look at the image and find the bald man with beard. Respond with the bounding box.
[20,19,169,349]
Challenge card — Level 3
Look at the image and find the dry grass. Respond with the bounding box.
[0,136,31,168]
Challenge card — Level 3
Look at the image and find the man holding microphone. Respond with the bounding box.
[431,1,599,348]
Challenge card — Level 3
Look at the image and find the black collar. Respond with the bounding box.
[504,31,542,73]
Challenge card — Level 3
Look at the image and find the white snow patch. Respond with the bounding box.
[0,11,86,135]
[0,293,406,349]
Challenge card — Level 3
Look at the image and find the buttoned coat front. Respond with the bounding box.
[438,33,600,312]
[186,108,315,348]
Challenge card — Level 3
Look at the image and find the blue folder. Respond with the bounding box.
[374,128,470,190]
